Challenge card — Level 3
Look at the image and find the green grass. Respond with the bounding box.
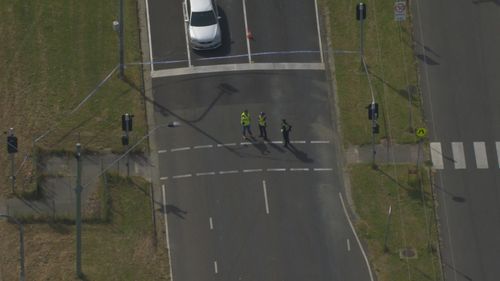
[350,164,441,281]
[0,175,168,280]
[325,0,426,146]
[0,1,147,195]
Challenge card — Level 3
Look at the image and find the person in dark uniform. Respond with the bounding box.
[281,119,292,147]
[258,112,267,139]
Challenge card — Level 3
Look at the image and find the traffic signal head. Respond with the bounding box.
[367,102,379,120]
[121,134,129,146]
[7,135,18,154]
[121,114,133,131]
[356,3,367,20]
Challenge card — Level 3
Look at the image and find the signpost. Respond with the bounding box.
[394,1,406,21]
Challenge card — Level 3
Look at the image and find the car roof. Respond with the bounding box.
[190,0,214,12]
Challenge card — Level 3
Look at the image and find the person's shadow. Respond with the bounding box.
[162,204,188,219]
[286,144,314,163]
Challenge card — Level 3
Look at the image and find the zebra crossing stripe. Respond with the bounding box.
[430,142,444,170]
[451,142,466,169]
[496,142,500,168]
[473,142,488,169]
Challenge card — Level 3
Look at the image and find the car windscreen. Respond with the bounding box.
[190,11,217,27]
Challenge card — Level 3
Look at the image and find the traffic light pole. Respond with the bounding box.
[10,153,15,193]
[125,114,130,177]
[75,143,83,278]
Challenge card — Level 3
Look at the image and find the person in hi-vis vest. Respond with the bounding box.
[241,109,253,139]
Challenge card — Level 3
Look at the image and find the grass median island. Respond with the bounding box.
[349,164,441,280]
[326,0,425,146]
[0,0,147,196]
[0,175,169,280]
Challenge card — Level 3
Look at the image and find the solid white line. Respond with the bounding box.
[150,62,325,78]
[347,239,351,252]
[194,144,213,149]
[182,0,192,67]
[145,0,154,72]
[219,170,238,174]
[496,142,500,168]
[272,141,283,144]
[214,260,218,274]
[172,174,192,179]
[313,168,333,171]
[162,184,175,281]
[339,193,374,281]
[267,168,286,172]
[242,0,252,63]
[171,147,190,152]
[243,169,263,173]
[196,172,215,176]
[290,140,306,144]
[160,176,168,180]
[313,0,324,63]
[209,217,214,230]
[451,142,466,169]
[473,141,489,169]
[430,142,444,169]
[217,143,236,147]
[240,142,251,145]
[158,150,167,154]
[290,168,309,171]
[310,140,330,144]
[262,180,270,214]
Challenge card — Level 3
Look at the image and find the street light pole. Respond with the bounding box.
[0,214,25,281]
[75,143,83,278]
[119,0,125,79]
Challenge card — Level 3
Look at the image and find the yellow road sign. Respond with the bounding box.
[416,127,427,138]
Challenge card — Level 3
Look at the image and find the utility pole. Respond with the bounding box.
[7,128,18,193]
[119,0,125,79]
[356,2,367,65]
[367,102,379,166]
[75,143,83,278]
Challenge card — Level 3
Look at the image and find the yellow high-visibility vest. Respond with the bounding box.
[258,115,266,126]
[241,112,250,126]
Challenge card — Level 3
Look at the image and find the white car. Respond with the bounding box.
[186,0,222,50]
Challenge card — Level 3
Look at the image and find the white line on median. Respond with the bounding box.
[158,150,167,154]
[214,260,218,274]
[219,170,238,174]
[242,0,252,63]
[262,180,270,214]
[196,172,215,176]
[194,144,213,149]
[160,176,168,180]
[267,168,286,172]
[171,147,190,152]
[347,239,351,252]
[339,193,374,281]
[209,217,214,230]
[243,169,263,173]
[172,174,192,179]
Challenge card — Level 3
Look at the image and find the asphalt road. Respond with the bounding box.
[412,0,500,280]
[147,0,371,280]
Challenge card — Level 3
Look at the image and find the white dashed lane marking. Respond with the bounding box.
[172,174,192,179]
[193,144,213,149]
[314,168,333,171]
[196,172,215,176]
[267,168,286,172]
[219,170,238,175]
[243,169,263,173]
[158,150,167,154]
[171,147,190,152]
[290,168,310,171]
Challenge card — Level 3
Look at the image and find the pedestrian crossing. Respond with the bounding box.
[430,141,498,170]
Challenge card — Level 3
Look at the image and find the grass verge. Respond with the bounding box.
[325,0,426,146]
[0,175,168,280]
[0,0,147,196]
[350,164,441,280]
